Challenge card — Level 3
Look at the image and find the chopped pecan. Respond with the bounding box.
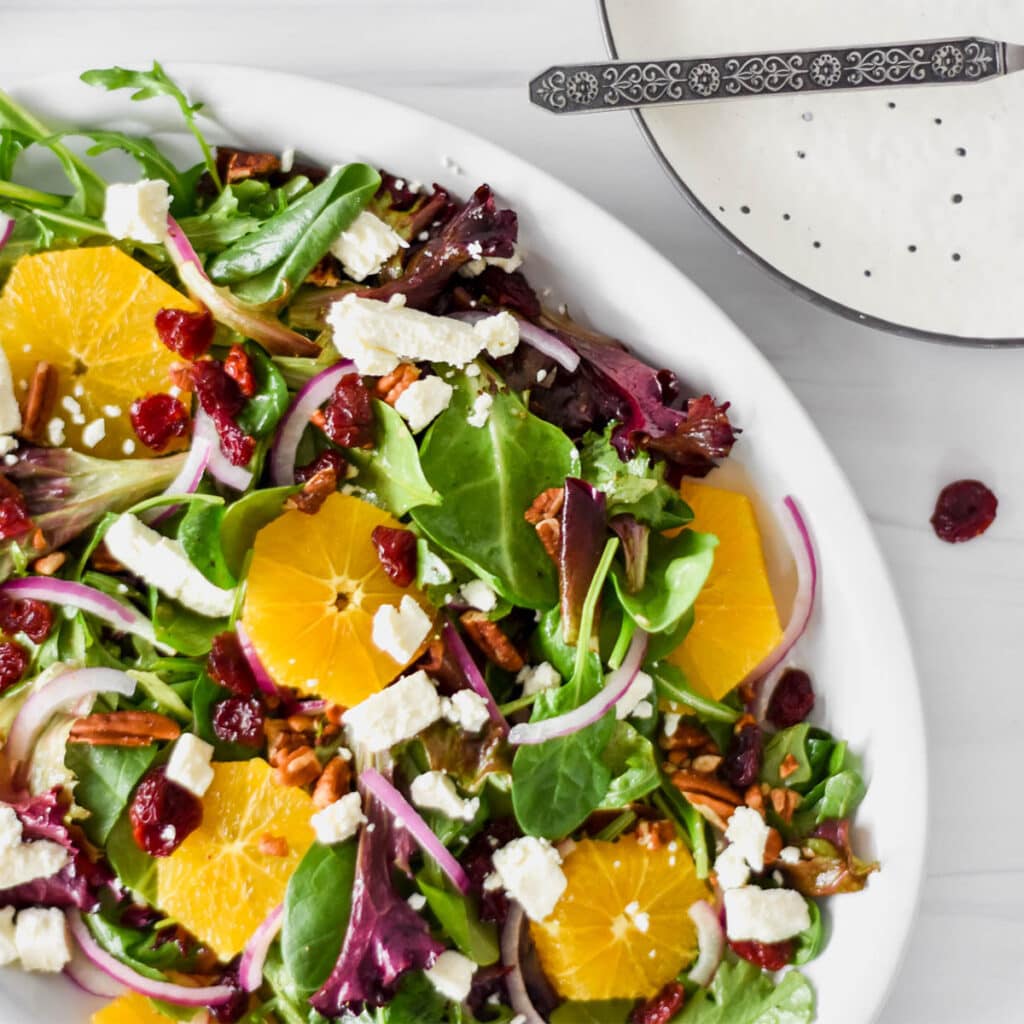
[734,712,757,733]
[769,787,802,824]
[682,792,736,832]
[29,528,46,552]
[660,719,714,752]
[272,746,322,788]
[691,753,724,774]
[284,465,339,515]
[69,711,181,747]
[778,753,801,780]
[265,719,314,767]
[312,756,352,809]
[31,551,65,576]
[666,749,691,768]
[89,543,124,573]
[524,487,564,525]
[375,363,420,406]
[306,254,346,288]
[635,819,676,851]
[19,361,58,443]
[534,518,560,562]
[744,784,766,813]
[216,147,281,184]
[670,769,742,831]
[286,714,316,733]
[258,834,289,857]
[764,827,784,865]
[460,611,524,672]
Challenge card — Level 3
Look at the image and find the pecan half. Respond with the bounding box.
[20,361,58,443]
[69,711,181,747]
[660,719,714,752]
[285,465,339,515]
[312,756,352,809]
[524,486,563,563]
[670,769,742,831]
[31,552,65,576]
[769,787,802,824]
[764,827,784,865]
[635,819,676,851]
[272,746,322,788]
[306,254,346,288]
[460,611,524,672]
[216,147,281,184]
[375,363,420,406]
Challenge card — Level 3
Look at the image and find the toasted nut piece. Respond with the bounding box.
[70,711,181,747]
[769,787,802,824]
[763,827,784,865]
[460,611,524,672]
[272,746,322,788]
[534,518,561,562]
[286,715,316,733]
[324,703,345,726]
[660,720,712,752]
[524,487,564,525]
[20,361,58,442]
[30,528,46,552]
[32,552,66,576]
[376,363,421,405]
[778,753,801,780]
[670,770,743,806]
[258,834,289,857]
[667,750,691,768]
[682,792,736,832]
[90,542,124,573]
[635,819,676,851]
[691,754,724,774]
[267,728,312,768]
[734,713,757,733]
[307,255,345,288]
[217,147,281,183]
[285,466,339,516]
[744,784,765,813]
[312,756,352,809]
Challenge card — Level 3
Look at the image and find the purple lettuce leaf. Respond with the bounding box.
[310,795,444,1014]
[560,479,606,645]
[781,818,879,897]
[609,514,649,593]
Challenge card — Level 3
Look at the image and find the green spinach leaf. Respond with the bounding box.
[149,589,226,657]
[599,721,659,809]
[105,812,157,903]
[236,343,290,438]
[792,898,824,966]
[651,662,740,725]
[675,959,815,1024]
[178,501,235,589]
[416,876,499,966]
[64,743,158,844]
[219,485,298,578]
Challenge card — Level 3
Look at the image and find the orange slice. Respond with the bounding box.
[0,247,195,459]
[241,491,433,706]
[531,835,710,1000]
[667,482,782,701]
[91,993,172,1024]
[156,759,314,960]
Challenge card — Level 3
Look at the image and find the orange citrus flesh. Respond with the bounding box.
[242,491,434,706]
[531,835,710,1001]
[0,247,195,459]
[156,759,314,960]
[667,482,782,701]
[91,993,174,1024]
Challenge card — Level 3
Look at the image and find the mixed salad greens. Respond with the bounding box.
[0,65,877,1024]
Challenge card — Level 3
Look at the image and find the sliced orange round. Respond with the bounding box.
[668,482,782,701]
[241,491,434,707]
[0,247,195,459]
[91,993,172,1024]
[530,835,710,1000]
[156,759,314,960]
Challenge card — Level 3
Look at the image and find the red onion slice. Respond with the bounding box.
[6,667,136,765]
[500,903,546,1024]
[238,903,284,993]
[442,620,507,733]
[165,216,319,358]
[67,910,234,1007]
[687,899,725,987]
[741,496,818,697]
[235,621,279,697]
[142,435,213,525]
[0,213,14,253]
[507,629,648,745]
[449,311,579,374]
[269,360,354,486]
[359,768,471,894]
[193,408,253,491]
[65,938,126,998]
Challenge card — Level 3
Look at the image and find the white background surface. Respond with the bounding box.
[0,1,1020,1022]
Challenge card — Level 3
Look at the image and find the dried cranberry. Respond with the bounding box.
[722,724,763,789]
[130,393,190,452]
[295,449,347,485]
[371,526,417,587]
[766,669,815,729]
[212,696,265,747]
[217,418,256,467]
[931,479,997,544]
[461,818,520,924]
[322,374,374,449]
[0,478,32,540]
[224,345,256,398]
[130,767,203,857]
[0,596,53,643]
[0,641,28,693]
[207,633,256,696]
[192,359,245,420]
[630,981,686,1024]
[207,963,248,1022]
[729,938,794,972]
[155,308,215,360]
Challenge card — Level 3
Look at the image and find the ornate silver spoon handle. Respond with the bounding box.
[530,37,1024,113]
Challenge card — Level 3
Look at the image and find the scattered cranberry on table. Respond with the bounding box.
[931,479,997,544]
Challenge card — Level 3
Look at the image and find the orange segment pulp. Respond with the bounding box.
[0,247,195,459]
[241,491,434,706]
[91,993,173,1024]
[667,482,782,701]
[156,759,314,960]
[531,835,710,1000]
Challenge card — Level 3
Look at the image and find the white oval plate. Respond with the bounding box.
[0,66,925,1023]
[602,0,1024,344]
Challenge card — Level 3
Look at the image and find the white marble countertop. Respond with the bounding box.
[1,1,1021,1021]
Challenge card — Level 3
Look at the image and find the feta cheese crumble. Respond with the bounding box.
[165,733,215,798]
[329,211,408,282]
[14,907,71,972]
[0,806,68,889]
[103,179,171,244]
[81,418,106,449]
[441,689,490,733]
[459,579,498,612]
[425,949,476,1002]
[615,670,654,720]
[343,670,442,752]
[779,846,802,865]
[0,347,22,455]
[516,661,560,697]
[0,907,15,966]
[328,294,519,376]
[410,771,479,822]
[725,806,772,873]
[459,246,524,278]
[103,513,236,618]
[371,595,432,664]
[713,844,751,891]
[723,886,811,943]
[486,836,566,922]
[393,376,454,433]
[466,392,493,428]
[311,791,366,845]
[407,892,427,911]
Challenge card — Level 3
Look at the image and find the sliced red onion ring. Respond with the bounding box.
[742,496,818,701]
[0,213,14,253]
[500,903,546,1024]
[141,435,213,525]
[449,310,580,374]
[235,620,279,698]
[67,910,234,1007]
[6,667,136,765]
[238,903,283,993]
[359,768,471,894]
[507,629,648,745]
[165,215,319,357]
[269,360,354,486]
[193,408,253,491]
[65,937,126,998]
[442,620,507,733]
[687,899,725,987]
[294,698,328,715]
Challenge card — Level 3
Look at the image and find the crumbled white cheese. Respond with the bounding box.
[102,404,122,418]
[103,179,171,244]
[779,846,802,865]
[725,806,772,873]
[46,417,65,446]
[631,700,653,719]
[459,246,524,278]
[165,733,215,798]
[280,147,295,174]
[407,892,427,911]
[329,211,408,282]
[466,392,493,428]
[311,791,366,845]
[442,690,490,734]
[343,670,442,752]
[410,771,479,822]
[713,844,751,891]
[425,949,476,1002]
[624,900,650,934]
[122,439,136,455]
[0,907,16,966]
[459,579,498,612]
[0,346,22,454]
[13,907,71,973]
[0,806,68,889]
[81,418,106,449]
[487,836,566,922]
[418,547,453,586]
[615,670,654,720]
[393,376,454,433]
[103,513,236,618]
[371,595,432,664]
[328,294,519,375]
[516,662,561,697]
[662,711,682,738]
[724,886,811,943]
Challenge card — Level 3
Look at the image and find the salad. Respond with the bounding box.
[0,64,877,1024]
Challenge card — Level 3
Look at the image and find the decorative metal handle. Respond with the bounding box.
[530,37,1007,113]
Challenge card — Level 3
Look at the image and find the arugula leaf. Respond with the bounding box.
[236,343,291,438]
[550,1001,633,1024]
[792,898,823,966]
[675,960,815,1024]
[149,589,226,657]
[413,369,578,608]
[599,721,659,809]
[81,62,221,189]
[219,484,298,578]
[105,812,157,904]
[416,875,499,966]
[64,743,158,844]
[178,501,235,589]
[651,662,741,725]
[282,841,358,998]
